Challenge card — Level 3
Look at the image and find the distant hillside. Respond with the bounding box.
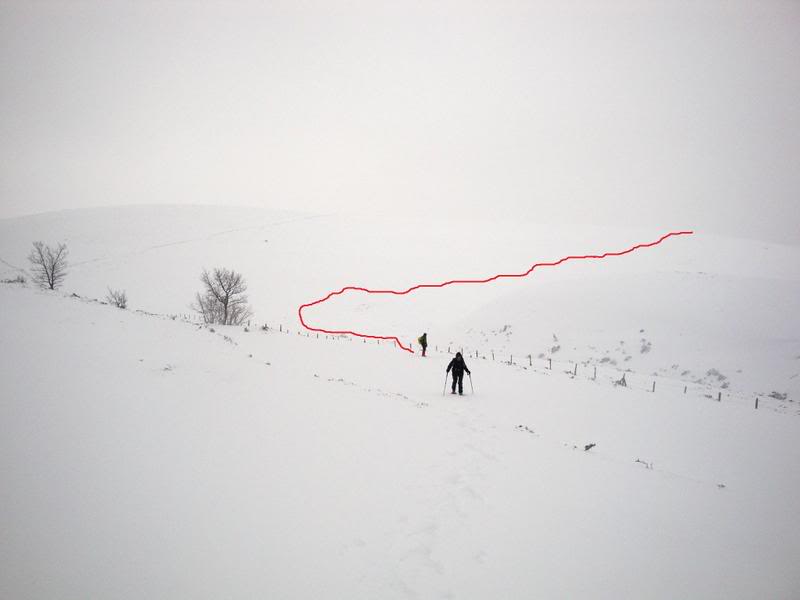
[2,205,798,403]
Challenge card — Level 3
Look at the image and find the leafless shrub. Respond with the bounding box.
[2,274,26,284]
[106,287,128,309]
[28,241,68,289]
[192,267,253,325]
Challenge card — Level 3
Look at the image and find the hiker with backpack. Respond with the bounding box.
[418,332,428,357]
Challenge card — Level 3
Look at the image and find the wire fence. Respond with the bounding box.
[239,319,793,416]
[51,289,792,416]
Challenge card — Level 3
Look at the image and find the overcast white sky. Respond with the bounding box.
[1,1,798,242]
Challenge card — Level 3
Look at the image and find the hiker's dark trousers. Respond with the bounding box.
[451,371,464,394]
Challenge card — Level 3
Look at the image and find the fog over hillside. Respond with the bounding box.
[2,1,799,597]
[2,1,799,243]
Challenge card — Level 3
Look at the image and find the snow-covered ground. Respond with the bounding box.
[2,206,798,401]
[1,206,799,598]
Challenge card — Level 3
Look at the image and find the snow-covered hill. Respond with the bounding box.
[1,206,798,401]
[1,206,799,598]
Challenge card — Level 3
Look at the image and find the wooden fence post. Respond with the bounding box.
[593,366,597,380]
[529,355,532,367]
[717,391,722,402]
[684,385,687,394]
[755,397,759,410]
[548,358,552,370]
[573,363,577,376]
[652,381,656,393]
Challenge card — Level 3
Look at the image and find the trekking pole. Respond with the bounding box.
[443,372,449,396]
[468,373,474,395]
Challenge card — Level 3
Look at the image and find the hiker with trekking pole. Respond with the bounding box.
[444,352,472,396]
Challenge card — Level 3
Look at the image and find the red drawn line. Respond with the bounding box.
[297,230,694,353]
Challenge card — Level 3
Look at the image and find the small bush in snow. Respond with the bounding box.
[106,288,128,309]
[2,274,26,284]
[28,241,69,290]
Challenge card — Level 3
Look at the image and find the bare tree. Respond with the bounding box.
[192,267,253,325]
[106,287,128,309]
[28,241,69,290]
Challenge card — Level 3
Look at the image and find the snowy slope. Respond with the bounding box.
[2,279,800,597]
[1,206,798,401]
[442,266,800,403]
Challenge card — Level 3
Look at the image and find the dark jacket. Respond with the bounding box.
[418,333,427,348]
[446,354,471,376]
